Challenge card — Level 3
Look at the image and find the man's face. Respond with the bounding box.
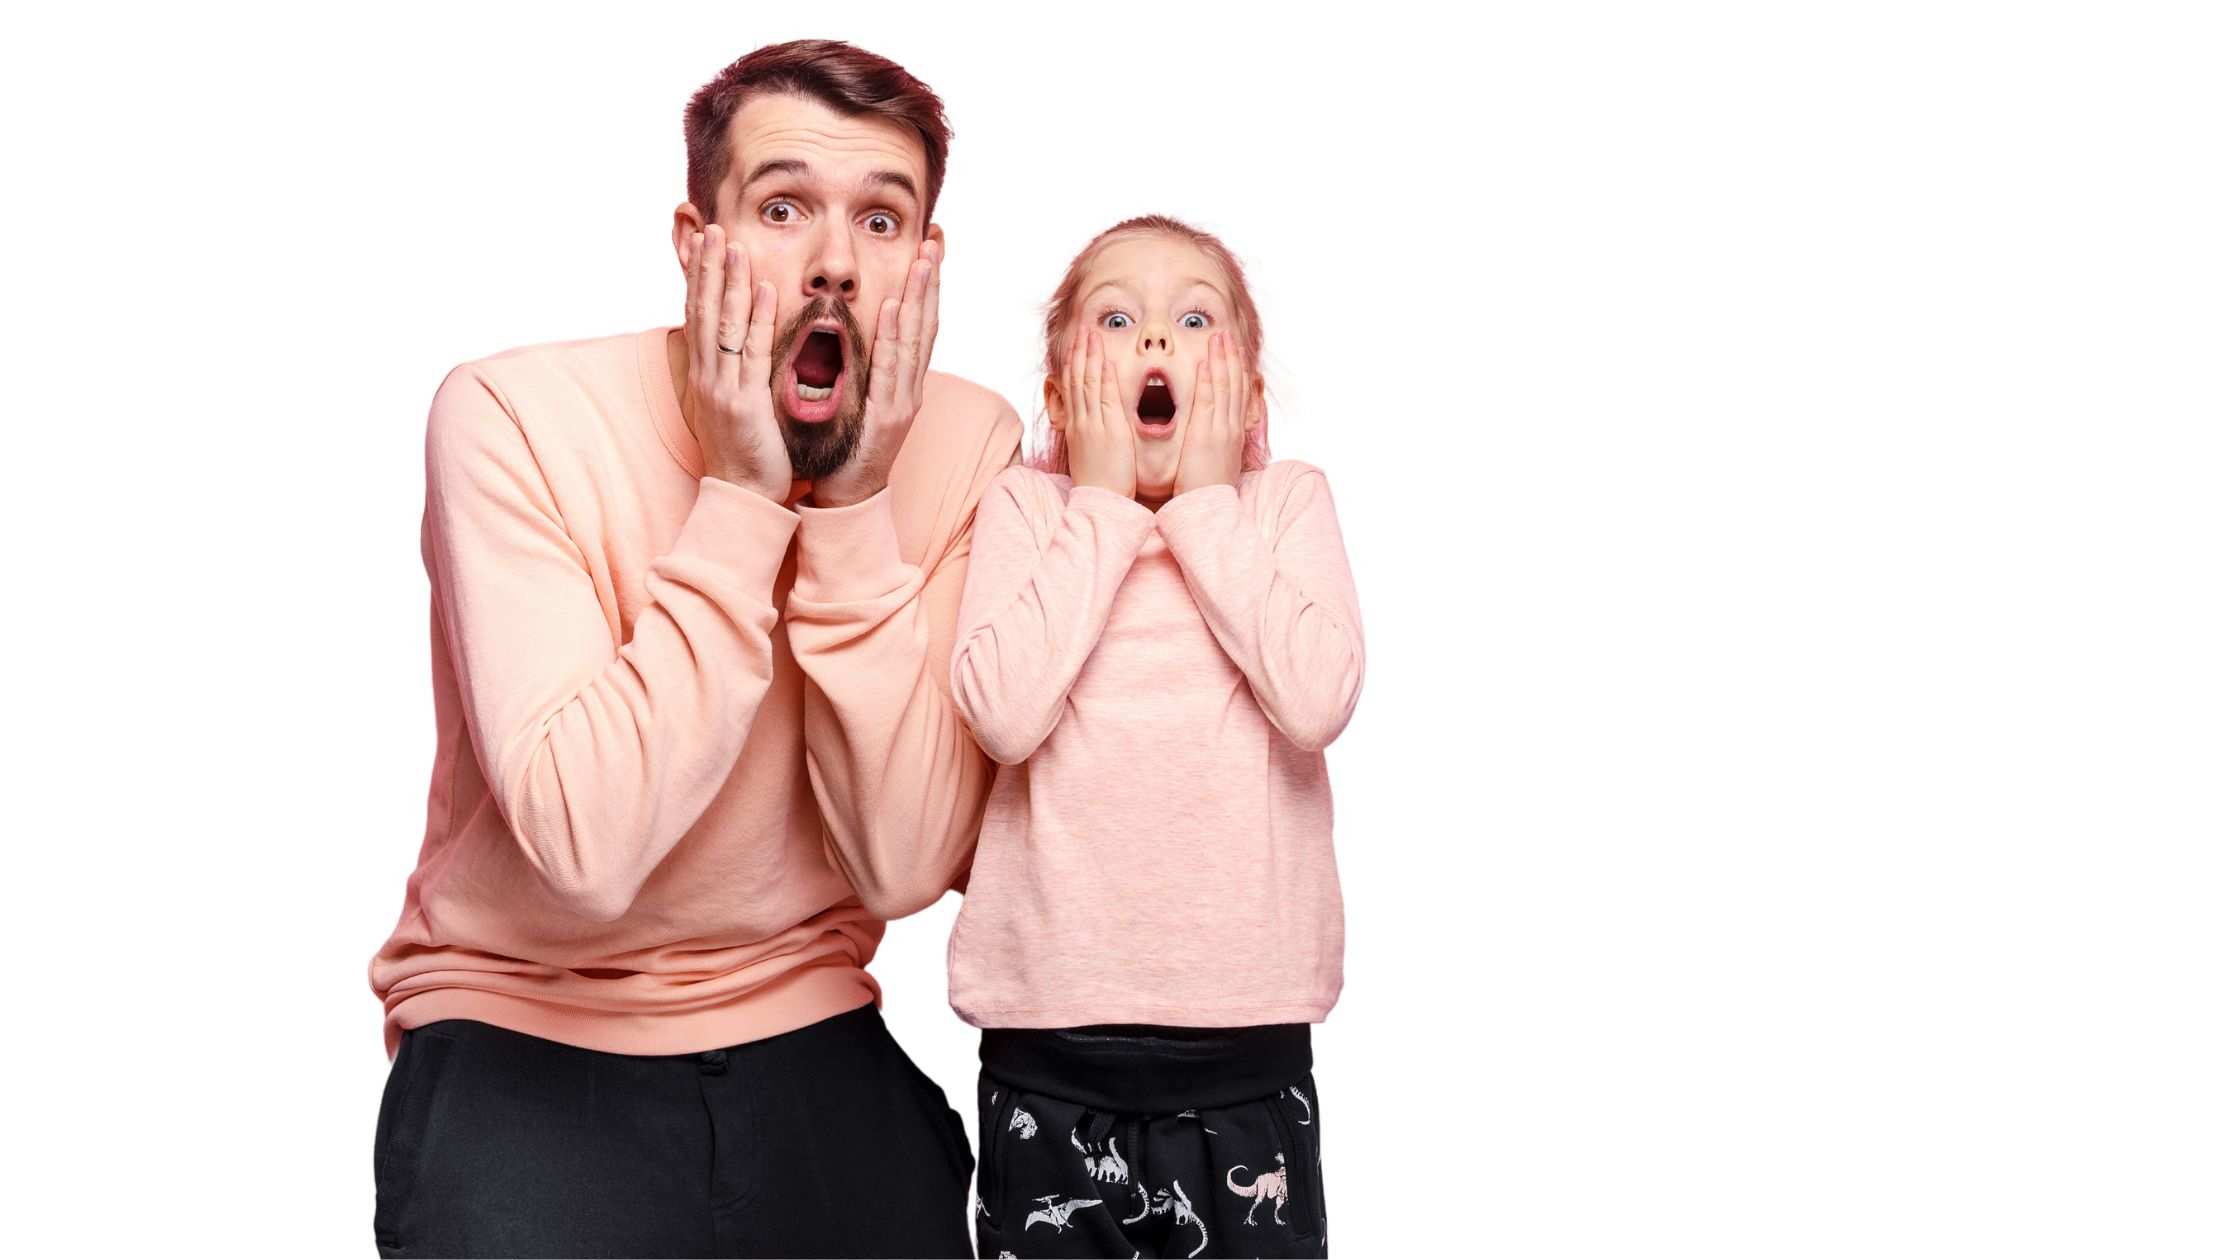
[703,93,931,480]
[1071,234,1242,499]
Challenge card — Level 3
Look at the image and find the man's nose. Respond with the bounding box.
[1138,323,1172,355]
[805,225,857,300]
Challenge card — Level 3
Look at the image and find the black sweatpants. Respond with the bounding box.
[971,1024,1329,1259]
[371,1001,974,1258]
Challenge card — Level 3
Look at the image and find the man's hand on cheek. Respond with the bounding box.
[811,238,941,508]
[684,224,792,501]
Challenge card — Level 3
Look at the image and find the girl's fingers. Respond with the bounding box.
[1230,329,1248,431]
[1098,345,1125,425]
[1218,329,1236,430]
[1084,325,1105,430]
[1179,355,1214,455]
[1066,323,1085,429]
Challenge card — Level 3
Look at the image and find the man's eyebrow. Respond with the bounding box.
[741,157,809,188]
[739,159,919,208]
[862,169,920,206]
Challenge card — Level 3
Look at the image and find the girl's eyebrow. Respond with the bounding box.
[1081,276,1228,306]
[1080,280,1137,306]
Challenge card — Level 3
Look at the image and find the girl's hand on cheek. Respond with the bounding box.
[1068,321,1136,499]
[1174,330,1248,494]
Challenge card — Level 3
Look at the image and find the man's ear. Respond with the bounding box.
[671,201,707,274]
[1043,377,1068,432]
[926,221,947,257]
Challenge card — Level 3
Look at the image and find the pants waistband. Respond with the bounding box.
[978,1022,1311,1113]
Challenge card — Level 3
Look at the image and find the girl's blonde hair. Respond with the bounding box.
[1027,214,1273,475]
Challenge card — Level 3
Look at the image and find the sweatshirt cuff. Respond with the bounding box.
[670,475,801,594]
[1152,482,1241,537]
[792,485,911,601]
[1068,483,1159,530]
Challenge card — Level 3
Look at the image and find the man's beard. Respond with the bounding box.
[769,296,871,482]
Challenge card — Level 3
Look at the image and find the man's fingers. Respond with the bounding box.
[717,242,750,382]
[695,224,727,368]
[743,281,777,377]
[683,231,704,367]
[916,241,942,387]
[870,297,902,402]
[897,256,931,389]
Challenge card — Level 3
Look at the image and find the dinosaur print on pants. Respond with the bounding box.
[1227,1152,1289,1226]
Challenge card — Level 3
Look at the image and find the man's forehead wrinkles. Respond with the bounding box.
[736,122,919,161]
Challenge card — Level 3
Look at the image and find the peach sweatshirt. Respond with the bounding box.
[946,462,1365,1029]
[368,327,1018,1056]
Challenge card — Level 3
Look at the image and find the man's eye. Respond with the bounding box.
[1100,312,1133,330]
[764,202,797,224]
[865,213,896,235]
[1180,312,1210,330]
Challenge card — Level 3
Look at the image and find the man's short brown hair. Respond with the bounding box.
[684,40,952,227]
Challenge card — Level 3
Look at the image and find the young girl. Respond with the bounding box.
[948,215,1364,1259]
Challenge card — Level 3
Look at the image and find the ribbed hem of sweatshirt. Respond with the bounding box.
[675,474,801,594]
[791,485,909,601]
[1066,481,1159,525]
[953,997,1336,1031]
[382,957,879,1059]
[1150,480,1241,535]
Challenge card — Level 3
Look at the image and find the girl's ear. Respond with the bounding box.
[1248,374,1268,429]
[1044,377,1069,431]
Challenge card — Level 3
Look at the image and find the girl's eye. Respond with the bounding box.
[1180,312,1210,330]
[1100,311,1133,330]
[764,202,798,224]
[865,213,897,235]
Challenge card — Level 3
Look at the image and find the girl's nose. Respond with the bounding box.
[1139,325,1170,354]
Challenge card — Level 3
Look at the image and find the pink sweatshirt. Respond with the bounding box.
[946,462,1365,1029]
[368,327,1018,1056]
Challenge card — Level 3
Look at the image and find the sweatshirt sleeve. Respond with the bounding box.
[949,470,1159,768]
[1152,462,1366,752]
[422,365,799,922]
[783,400,1023,920]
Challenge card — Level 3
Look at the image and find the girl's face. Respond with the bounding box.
[1069,234,1247,499]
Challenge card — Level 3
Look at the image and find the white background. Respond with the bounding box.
[4,2,2236,1255]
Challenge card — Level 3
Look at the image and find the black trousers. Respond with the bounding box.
[972,1025,1329,1259]
[372,1002,974,1258]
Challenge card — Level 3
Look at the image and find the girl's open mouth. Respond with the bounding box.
[1136,371,1176,432]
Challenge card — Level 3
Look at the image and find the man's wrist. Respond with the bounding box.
[711,468,789,501]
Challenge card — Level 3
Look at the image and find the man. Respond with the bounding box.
[367,41,1017,1257]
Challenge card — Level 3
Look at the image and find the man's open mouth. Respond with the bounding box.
[793,329,843,402]
[1137,372,1176,428]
